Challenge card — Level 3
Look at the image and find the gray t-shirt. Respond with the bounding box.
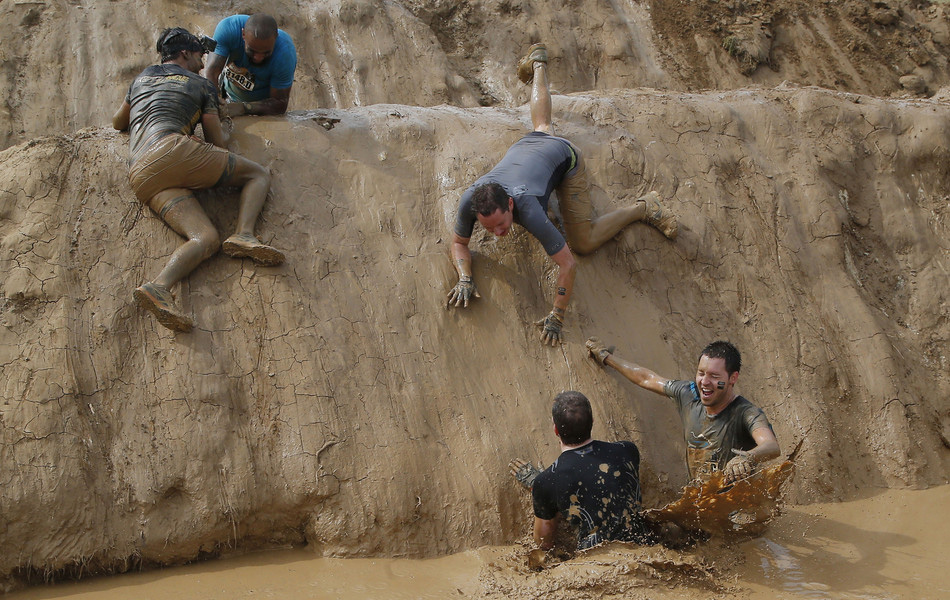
[664,380,773,480]
[454,132,576,256]
[125,64,219,159]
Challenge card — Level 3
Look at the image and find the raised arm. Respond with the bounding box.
[586,339,670,395]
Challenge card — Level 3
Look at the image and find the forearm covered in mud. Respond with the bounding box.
[450,234,473,279]
[550,245,576,313]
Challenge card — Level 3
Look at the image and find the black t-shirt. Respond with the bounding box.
[454,132,575,256]
[125,64,219,158]
[664,380,773,479]
[532,440,644,547]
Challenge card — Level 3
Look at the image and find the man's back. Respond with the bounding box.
[126,64,217,158]
[532,440,645,548]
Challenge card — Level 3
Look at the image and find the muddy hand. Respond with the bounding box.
[535,311,564,346]
[724,448,755,483]
[585,337,614,366]
[446,276,480,308]
[509,458,542,489]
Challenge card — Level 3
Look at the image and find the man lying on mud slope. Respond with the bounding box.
[113,27,284,332]
[586,339,780,483]
[510,391,649,550]
[447,43,678,346]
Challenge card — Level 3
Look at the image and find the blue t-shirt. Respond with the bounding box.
[454,132,576,256]
[212,14,297,102]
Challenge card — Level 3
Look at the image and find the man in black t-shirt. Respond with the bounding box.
[113,27,284,332]
[585,339,780,483]
[511,391,647,550]
[447,43,678,347]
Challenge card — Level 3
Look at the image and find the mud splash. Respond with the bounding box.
[645,461,795,536]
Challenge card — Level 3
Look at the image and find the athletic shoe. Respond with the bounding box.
[517,43,548,84]
[133,282,193,332]
[222,233,285,266]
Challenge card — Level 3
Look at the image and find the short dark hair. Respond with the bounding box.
[700,340,741,374]
[470,183,510,217]
[245,14,278,39]
[552,391,593,445]
[157,27,203,61]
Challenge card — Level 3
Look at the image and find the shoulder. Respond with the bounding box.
[733,395,770,420]
[665,379,696,399]
[277,29,297,52]
[213,14,247,43]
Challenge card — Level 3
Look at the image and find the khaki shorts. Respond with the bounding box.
[556,147,592,225]
[129,133,235,218]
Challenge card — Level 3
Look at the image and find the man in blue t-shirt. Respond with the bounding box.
[447,43,678,347]
[585,339,780,483]
[205,13,297,117]
[511,391,647,550]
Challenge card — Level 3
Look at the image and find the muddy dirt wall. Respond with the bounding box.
[1,84,948,587]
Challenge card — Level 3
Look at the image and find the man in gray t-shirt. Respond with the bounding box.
[447,43,679,347]
[585,339,780,483]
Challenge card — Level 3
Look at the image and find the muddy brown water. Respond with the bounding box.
[7,486,948,600]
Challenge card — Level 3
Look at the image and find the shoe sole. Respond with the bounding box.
[133,287,193,333]
[517,44,548,84]
[222,240,285,266]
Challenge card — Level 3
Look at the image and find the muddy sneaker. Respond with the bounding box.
[222,233,285,266]
[517,43,548,84]
[133,282,193,332]
[642,191,678,240]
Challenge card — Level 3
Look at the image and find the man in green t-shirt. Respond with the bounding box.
[585,339,780,483]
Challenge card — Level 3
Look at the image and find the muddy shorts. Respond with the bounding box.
[555,145,592,225]
[128,133,236,219]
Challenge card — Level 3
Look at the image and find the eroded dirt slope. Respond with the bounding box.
[0,85,947,588]
[1,0,949,149]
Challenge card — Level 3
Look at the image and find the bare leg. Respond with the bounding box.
[532,62,553,134]
[564,199,647,255]
[220,156,284,265]
[222,155,271,236]
[153,196,220,288]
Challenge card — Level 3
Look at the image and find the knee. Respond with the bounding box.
[571,240,598,256]
[193,227,220,258]
[566,229,597,256]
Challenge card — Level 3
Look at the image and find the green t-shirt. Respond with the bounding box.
[664,379,772,480]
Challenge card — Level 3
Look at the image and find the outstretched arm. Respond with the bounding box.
[536,245,577,346]
[447,233,480,308]
[606,353,669,395]
[586,339,670,395]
